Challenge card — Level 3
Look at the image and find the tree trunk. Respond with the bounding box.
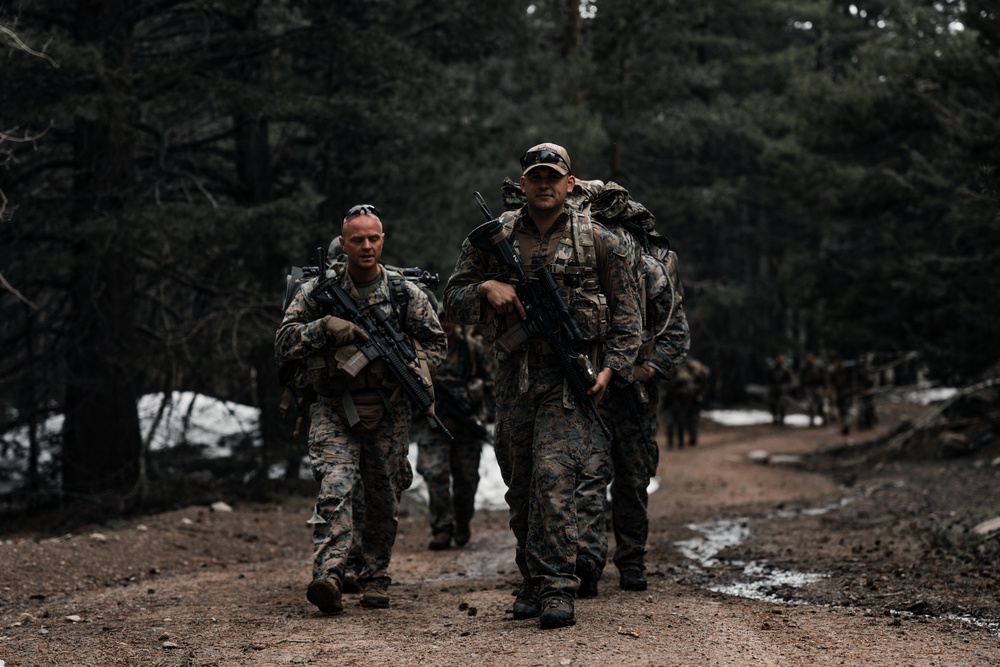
[229,4,292,491]
[61,0,143,509]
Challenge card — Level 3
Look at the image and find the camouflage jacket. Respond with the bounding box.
[275,265,447,392]
[438,329,492,387]
[443,206,641,379]
[800,362,828,390]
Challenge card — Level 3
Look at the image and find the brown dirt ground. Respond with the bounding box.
[2,396,999,666]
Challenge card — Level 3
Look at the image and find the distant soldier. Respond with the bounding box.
[417,310,494,550]
[766,354,794,425]
[829,358,854,434]
[856,362,878,430]
[662,358,709,448]
[799,354,829,427]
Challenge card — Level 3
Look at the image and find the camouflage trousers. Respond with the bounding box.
[805,387,827,425]
[494,361,596,600]
[307,396,410,586]
[578,382,659,573]
[416,422,482,537]
[768,387,789,424]
[345,443,414,575]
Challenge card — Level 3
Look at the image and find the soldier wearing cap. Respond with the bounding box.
[444,143,641,630]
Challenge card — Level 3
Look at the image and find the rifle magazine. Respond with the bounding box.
[340,349,370,377]
[494,321,531,356]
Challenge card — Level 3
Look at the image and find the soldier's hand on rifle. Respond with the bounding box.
[321,315,370,346]
[587,367,615,405]
[479,280,526,320]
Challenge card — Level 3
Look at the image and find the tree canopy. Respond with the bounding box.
[1,0,997,510]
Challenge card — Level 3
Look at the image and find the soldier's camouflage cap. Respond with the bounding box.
[520,143,572,176]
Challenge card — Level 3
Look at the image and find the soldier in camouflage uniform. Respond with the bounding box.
[662,358,710,448]
[830,358,854,435]
[417,310,494,550]
[577,183,691,595]
[799,353,829,427]
[325,236,416,592]
[444,143,641,630]
[570,182,691,596]
[856,361,878,430]
[275,205,446,615]
[766,354,794,425]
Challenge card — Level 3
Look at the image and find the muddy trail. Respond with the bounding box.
[1,397,999,666]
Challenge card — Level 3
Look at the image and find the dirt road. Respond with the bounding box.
[2,400,999,666]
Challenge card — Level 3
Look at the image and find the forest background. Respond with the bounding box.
[1,0,998,519]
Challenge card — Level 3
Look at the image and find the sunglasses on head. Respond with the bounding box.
[344,204,381,221]
[520,148,568,171]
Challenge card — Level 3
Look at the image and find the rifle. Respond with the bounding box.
[434,380,493,443]
[311,255,453,440]
[469,192,613,442]
[397,267,439,291]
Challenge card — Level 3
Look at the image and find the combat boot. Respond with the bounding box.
[454,522,471,547]
[511,580,541,619]
[342,568,362,594]
[428,532,452,551]
[619,564,648,591]
[538,594,576,630]
[360,579,390,608]
[306,577,344,615]
[575,555,600,598]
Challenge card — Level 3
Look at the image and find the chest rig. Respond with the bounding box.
[485,209,609,359]
[305,266,430,430]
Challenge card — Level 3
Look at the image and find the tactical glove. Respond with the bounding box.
[321,315,369,346]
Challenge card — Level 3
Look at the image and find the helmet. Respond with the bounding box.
[328,237,344,260]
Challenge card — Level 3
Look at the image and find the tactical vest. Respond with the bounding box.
[278,260,438,433]
[303,265,435,429]
[482,209,609,354]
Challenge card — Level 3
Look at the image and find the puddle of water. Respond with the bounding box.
[709,561,827,603]
[944,613,1000,636]
[675,516,826,603]
[675,517,750,566]
[673,493,1000,636]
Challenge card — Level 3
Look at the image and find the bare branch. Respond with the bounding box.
[0,24,60,68]
[0,271,39,309]
[0,122,54,145]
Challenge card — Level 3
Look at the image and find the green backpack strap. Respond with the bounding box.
[385,269,411,327]
[383,266,439,330]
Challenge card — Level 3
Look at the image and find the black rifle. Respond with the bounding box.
[397,267,439,292]
[434,381,493,443]
[469,192,613,442]
[311,256,453,440]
